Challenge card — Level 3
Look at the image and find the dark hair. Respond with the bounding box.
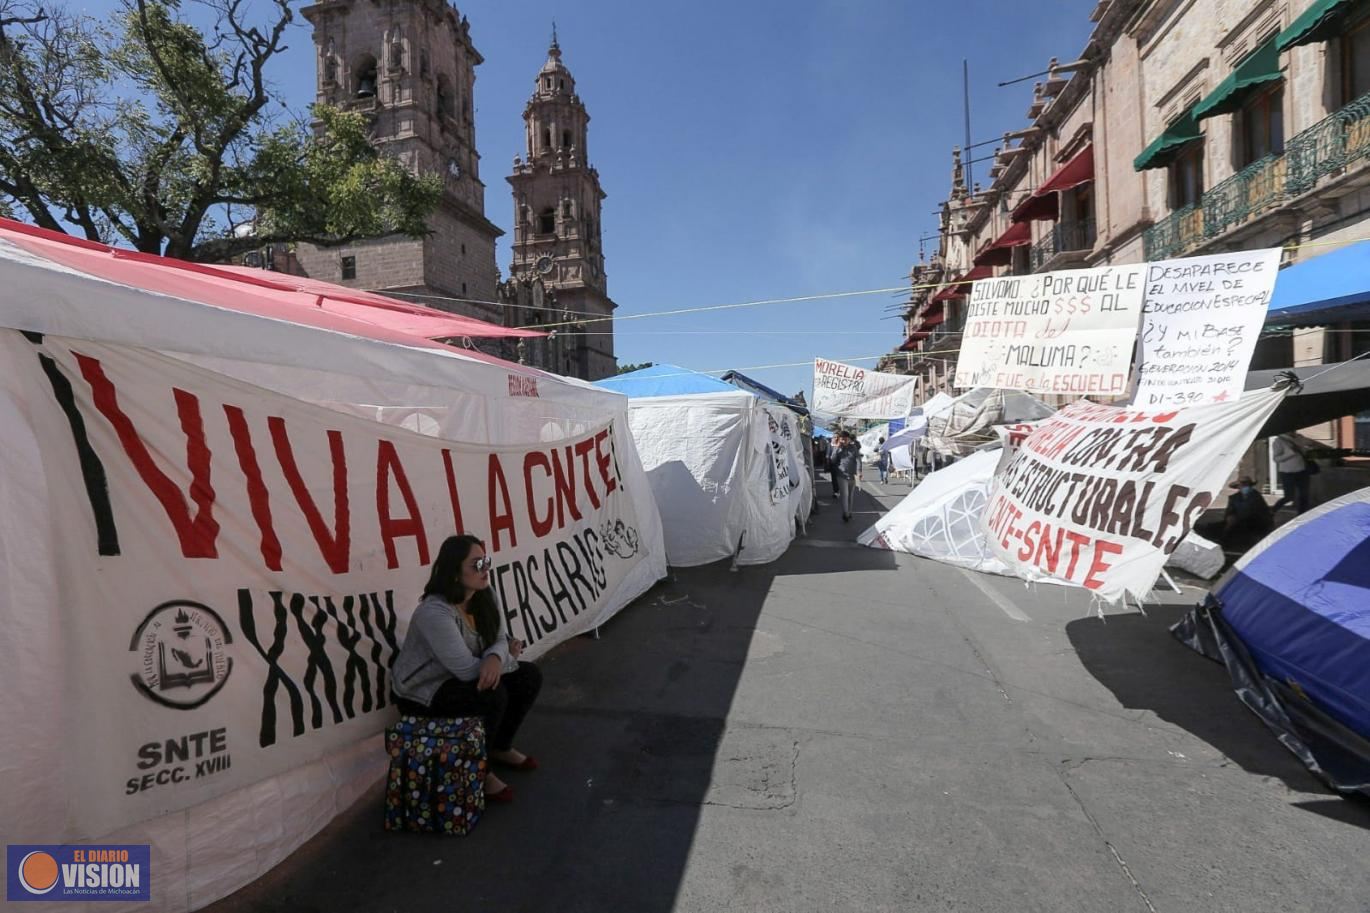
[424,534,501,649]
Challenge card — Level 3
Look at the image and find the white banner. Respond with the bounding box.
[980,387,1285,602]
[1134,249,1281,408]
[766,408,802,505]
[27,337,646,834]
[955,264,1147,397]
[812,358,918,419]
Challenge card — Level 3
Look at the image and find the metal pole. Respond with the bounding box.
[963,59,974,189]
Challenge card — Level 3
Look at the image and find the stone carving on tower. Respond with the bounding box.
[296,0,503,323]
[506,30,618,380]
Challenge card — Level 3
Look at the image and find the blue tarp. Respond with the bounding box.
[593,363,740,398]
[719,370,809,414]
[1216,492,1370,737]
[1266,241,1370,326]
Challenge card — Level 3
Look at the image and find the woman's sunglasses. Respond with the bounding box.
[470,556,494,572]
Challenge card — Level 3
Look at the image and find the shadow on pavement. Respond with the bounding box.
[202,503,888,913]
[1066,603,1336,796]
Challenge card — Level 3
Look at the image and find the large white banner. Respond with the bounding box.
[955,264,1147,397]
[1134,249,1281,408]
[981,387,1285,602]
[25,337,646,834]
[812,358,918,419]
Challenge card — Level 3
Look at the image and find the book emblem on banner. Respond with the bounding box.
[128,600,234,710]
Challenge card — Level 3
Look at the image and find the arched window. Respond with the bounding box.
[538,208,556,234]
[436,74,454,118]
[354,55,378,98]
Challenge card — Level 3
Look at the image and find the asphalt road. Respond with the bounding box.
[204,474,1370,913]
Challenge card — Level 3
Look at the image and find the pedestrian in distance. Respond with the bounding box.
[827,432,842,496]
[391,534,543,804]
[1270,433,1314,515]
[877,436,890,484]
[833,431,862,522]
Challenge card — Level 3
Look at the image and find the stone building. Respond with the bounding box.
[505,36,618,380]
[892,0,1370,463]
[294,0,503,322]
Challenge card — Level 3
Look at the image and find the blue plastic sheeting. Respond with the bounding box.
[593,363,740,398]
[720,370,808,414]
[1266,241,1370,326]
[1217,498,1370,738]
[812,426,833,438]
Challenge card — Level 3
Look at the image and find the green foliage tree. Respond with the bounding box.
[0,0,441,261]
[616,361,654,374]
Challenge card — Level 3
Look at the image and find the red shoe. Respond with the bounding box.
[486,785,514,804]
[493,754,539,771]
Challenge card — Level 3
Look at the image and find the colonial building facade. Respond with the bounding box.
[505,37,618,380]
[886,0,1370,473]
[295,0,503,321]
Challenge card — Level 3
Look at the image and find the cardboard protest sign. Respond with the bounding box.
[21,336,646,834]
[955,265,1147,396]
[812,358,918,419]
[1134,249,1282,407]
[981,387,1285,602]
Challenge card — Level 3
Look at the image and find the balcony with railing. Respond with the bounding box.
[1030,218,1096,271]
[1143,90,1370,260]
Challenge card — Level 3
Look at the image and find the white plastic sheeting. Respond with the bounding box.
[0,237,667,912]
[625,392,810,567]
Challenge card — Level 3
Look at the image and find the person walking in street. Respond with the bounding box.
[877,437,890,484]
[833,431,862,522]
[1270,433,1313,515]
[827,432,842,496]
[391,535,543,804]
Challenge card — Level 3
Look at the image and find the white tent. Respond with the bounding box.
[0,223,667,911]
[596,366,812,567]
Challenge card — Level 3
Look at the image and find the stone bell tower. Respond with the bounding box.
[297,0,503,320]
[507,30,617,380]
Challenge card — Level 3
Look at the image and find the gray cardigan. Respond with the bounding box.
[391,594,512,706]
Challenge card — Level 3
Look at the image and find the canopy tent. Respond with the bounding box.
[924,388,1055,456]
[0,227,667,912]
[595,365,811,567]
[719,370,810,416]
[1245,360,1370,437]
[1175,486,1370,797]
[1265,240,1370,326]
[881,392,956,471]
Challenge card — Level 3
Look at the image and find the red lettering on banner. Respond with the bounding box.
[593,430,617,496]
[574,438,601,509]
[223,405,283,571]
[488,454,517,552]
[551,447,583,528]
[1034,525,1064,574]
[269,417,351,574]
[75,354,220,558]
[441,449,467,535]
[524,451,555,538]
[1083,540,1124,590]
[1062,530,1091,579]
[376,441,429,569]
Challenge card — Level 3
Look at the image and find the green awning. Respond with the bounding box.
[1134,109,1203,171]
[1276,0,1353,52]
[1194,37,1283,121]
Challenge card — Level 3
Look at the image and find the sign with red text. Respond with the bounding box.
[812,358,919,419]
[1134,249,1281,408]
[955,264,1147,396]
[24,337,645,834]
[980,387,1285,602]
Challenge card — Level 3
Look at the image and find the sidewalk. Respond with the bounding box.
[203,473,1370,913]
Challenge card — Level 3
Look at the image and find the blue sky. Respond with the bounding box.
[69,0,1095,402]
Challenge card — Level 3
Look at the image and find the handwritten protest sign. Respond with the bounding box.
[954,264,1146,397]
[981,387,1285,602]
[812,358,918,419]
[1134,249,1282,407]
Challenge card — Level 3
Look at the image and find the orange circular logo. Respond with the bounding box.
[18,851,59,894]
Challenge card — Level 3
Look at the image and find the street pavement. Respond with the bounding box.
[204,472,1370,913]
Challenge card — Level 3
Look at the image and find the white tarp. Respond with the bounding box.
[1134,249,1281,408]
[812,358,918,419]
[924,388,1055,457]
[955,264,1147,397]
[623,392,810,567]
[858,424,889,464]
[0,237,667,911]
[981,388,1286,602]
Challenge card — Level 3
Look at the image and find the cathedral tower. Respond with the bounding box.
[507,33,617,380]
[297,0,502,320]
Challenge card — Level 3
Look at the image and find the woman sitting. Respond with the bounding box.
[391,535,543,803]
